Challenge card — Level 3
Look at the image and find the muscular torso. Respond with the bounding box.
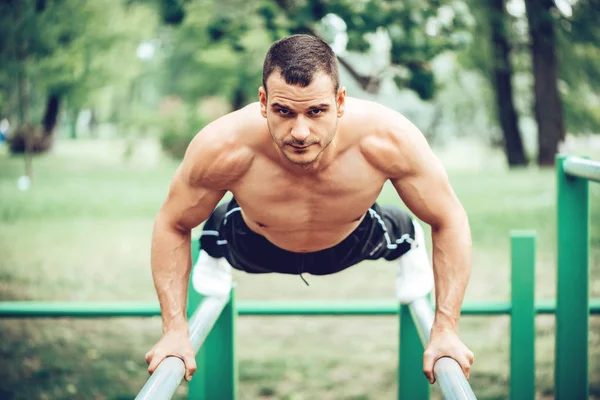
[231,143,387,252]
[198,98,405,253]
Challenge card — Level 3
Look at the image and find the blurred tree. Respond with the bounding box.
[489,0,527,166]
[151,0,599,166]
[554,0,600,136]
[153,0,474,103]
[146,1,271,111]
[524,0,564,166]
[0,0,157,152]
[457,0,600,167]
[456,0,528,167]
[259,0,475,101]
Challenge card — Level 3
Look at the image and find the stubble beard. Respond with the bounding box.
[269,130,335,168]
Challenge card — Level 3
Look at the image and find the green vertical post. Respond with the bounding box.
[204,287,237,399]
[398,304,429,400]
[555,154,589,399]
[187,239,206,399]
[510,232,536,400]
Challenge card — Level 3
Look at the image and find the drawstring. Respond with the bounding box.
[299,273,310,286]
[298,254,310,286]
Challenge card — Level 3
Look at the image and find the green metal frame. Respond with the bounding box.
[0,299,600,318]
[398,304,429,399]
[555,155,594,399]
[2,300,600,318]
[510,232,536,400]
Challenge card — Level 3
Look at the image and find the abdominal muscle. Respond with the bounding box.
[240,209,367,253]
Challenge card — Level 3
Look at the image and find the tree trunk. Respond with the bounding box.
[42,92,61,135]
[69,108,79,139]
[231,86,246,111]
[524,0,565,166]
[89,108,97,138]
[489,0,528,167]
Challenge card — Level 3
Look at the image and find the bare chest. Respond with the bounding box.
[230,151,386,231]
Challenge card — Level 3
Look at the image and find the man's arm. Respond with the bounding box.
[151,168,225,333]
[146,124,253,380]
[361,110,474,383]
[390,137,471,336]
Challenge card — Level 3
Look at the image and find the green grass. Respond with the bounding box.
[0,138,599,399]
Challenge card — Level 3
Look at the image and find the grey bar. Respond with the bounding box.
[135,294,230,400]
[408,297,477,400]
[564,156,600,183]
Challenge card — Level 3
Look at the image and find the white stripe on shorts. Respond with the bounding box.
[368,208,414,250]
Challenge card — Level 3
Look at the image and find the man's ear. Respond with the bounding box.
[336,87,347,118]
[258,86,267,118]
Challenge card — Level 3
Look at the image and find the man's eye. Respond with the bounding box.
[278,109,291,115]
[309,109,323,116]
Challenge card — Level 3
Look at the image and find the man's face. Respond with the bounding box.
[259,71,346,167]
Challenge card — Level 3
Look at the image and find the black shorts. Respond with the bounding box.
[199,198,415,276]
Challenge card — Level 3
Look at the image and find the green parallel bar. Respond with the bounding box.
[563,156,600,183]
[238,300,398,315]
[0,302,162,317]
[188,240,206,399]
[510,232,536,400]
[556,154,589,400]
[2,300,600,317]
[204,286,237,400]
[398,304,429,400]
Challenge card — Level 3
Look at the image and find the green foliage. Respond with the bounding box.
[157,103,208,159]
[555,0,600,134]
[408,63,436,100]
[264,0,474,99]
[154,0,474,101]
[0,0,159,130]
[459,0,600,136]
[152,1,272,110]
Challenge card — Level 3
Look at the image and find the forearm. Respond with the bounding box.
[151,215,192,333]
[431,212,471,333]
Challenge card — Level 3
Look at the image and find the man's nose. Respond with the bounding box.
[290,118,310,142]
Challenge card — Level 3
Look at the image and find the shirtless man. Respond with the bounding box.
[146,34,474,385]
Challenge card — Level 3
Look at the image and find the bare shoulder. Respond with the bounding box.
[344,98,432,179]
[179,104,263,190]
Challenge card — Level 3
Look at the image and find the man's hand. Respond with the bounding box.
[423,328,474,384]
[145,329,197,381]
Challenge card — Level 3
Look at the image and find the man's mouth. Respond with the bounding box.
[288,143,314,149]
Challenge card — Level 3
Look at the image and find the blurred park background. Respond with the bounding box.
[0,0,599,399]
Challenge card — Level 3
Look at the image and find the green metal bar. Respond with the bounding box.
[135,293,230,400]
[0,302,162,317]
[204,287,237,400]
[238,301,507,315]
[2,300,600,317]
[188,241,205,400]
[398,304,429,399]
[556,154,589,400]
[563,156,600,183]
[510,232,536,400]
[238,300,398,315]
[408,298,477,399]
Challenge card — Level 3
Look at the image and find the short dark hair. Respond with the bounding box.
[262,34,340,94]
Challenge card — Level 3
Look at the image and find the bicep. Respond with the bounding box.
[156,121,252,232]
[392,163,461,230]
[389,132,464,230]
